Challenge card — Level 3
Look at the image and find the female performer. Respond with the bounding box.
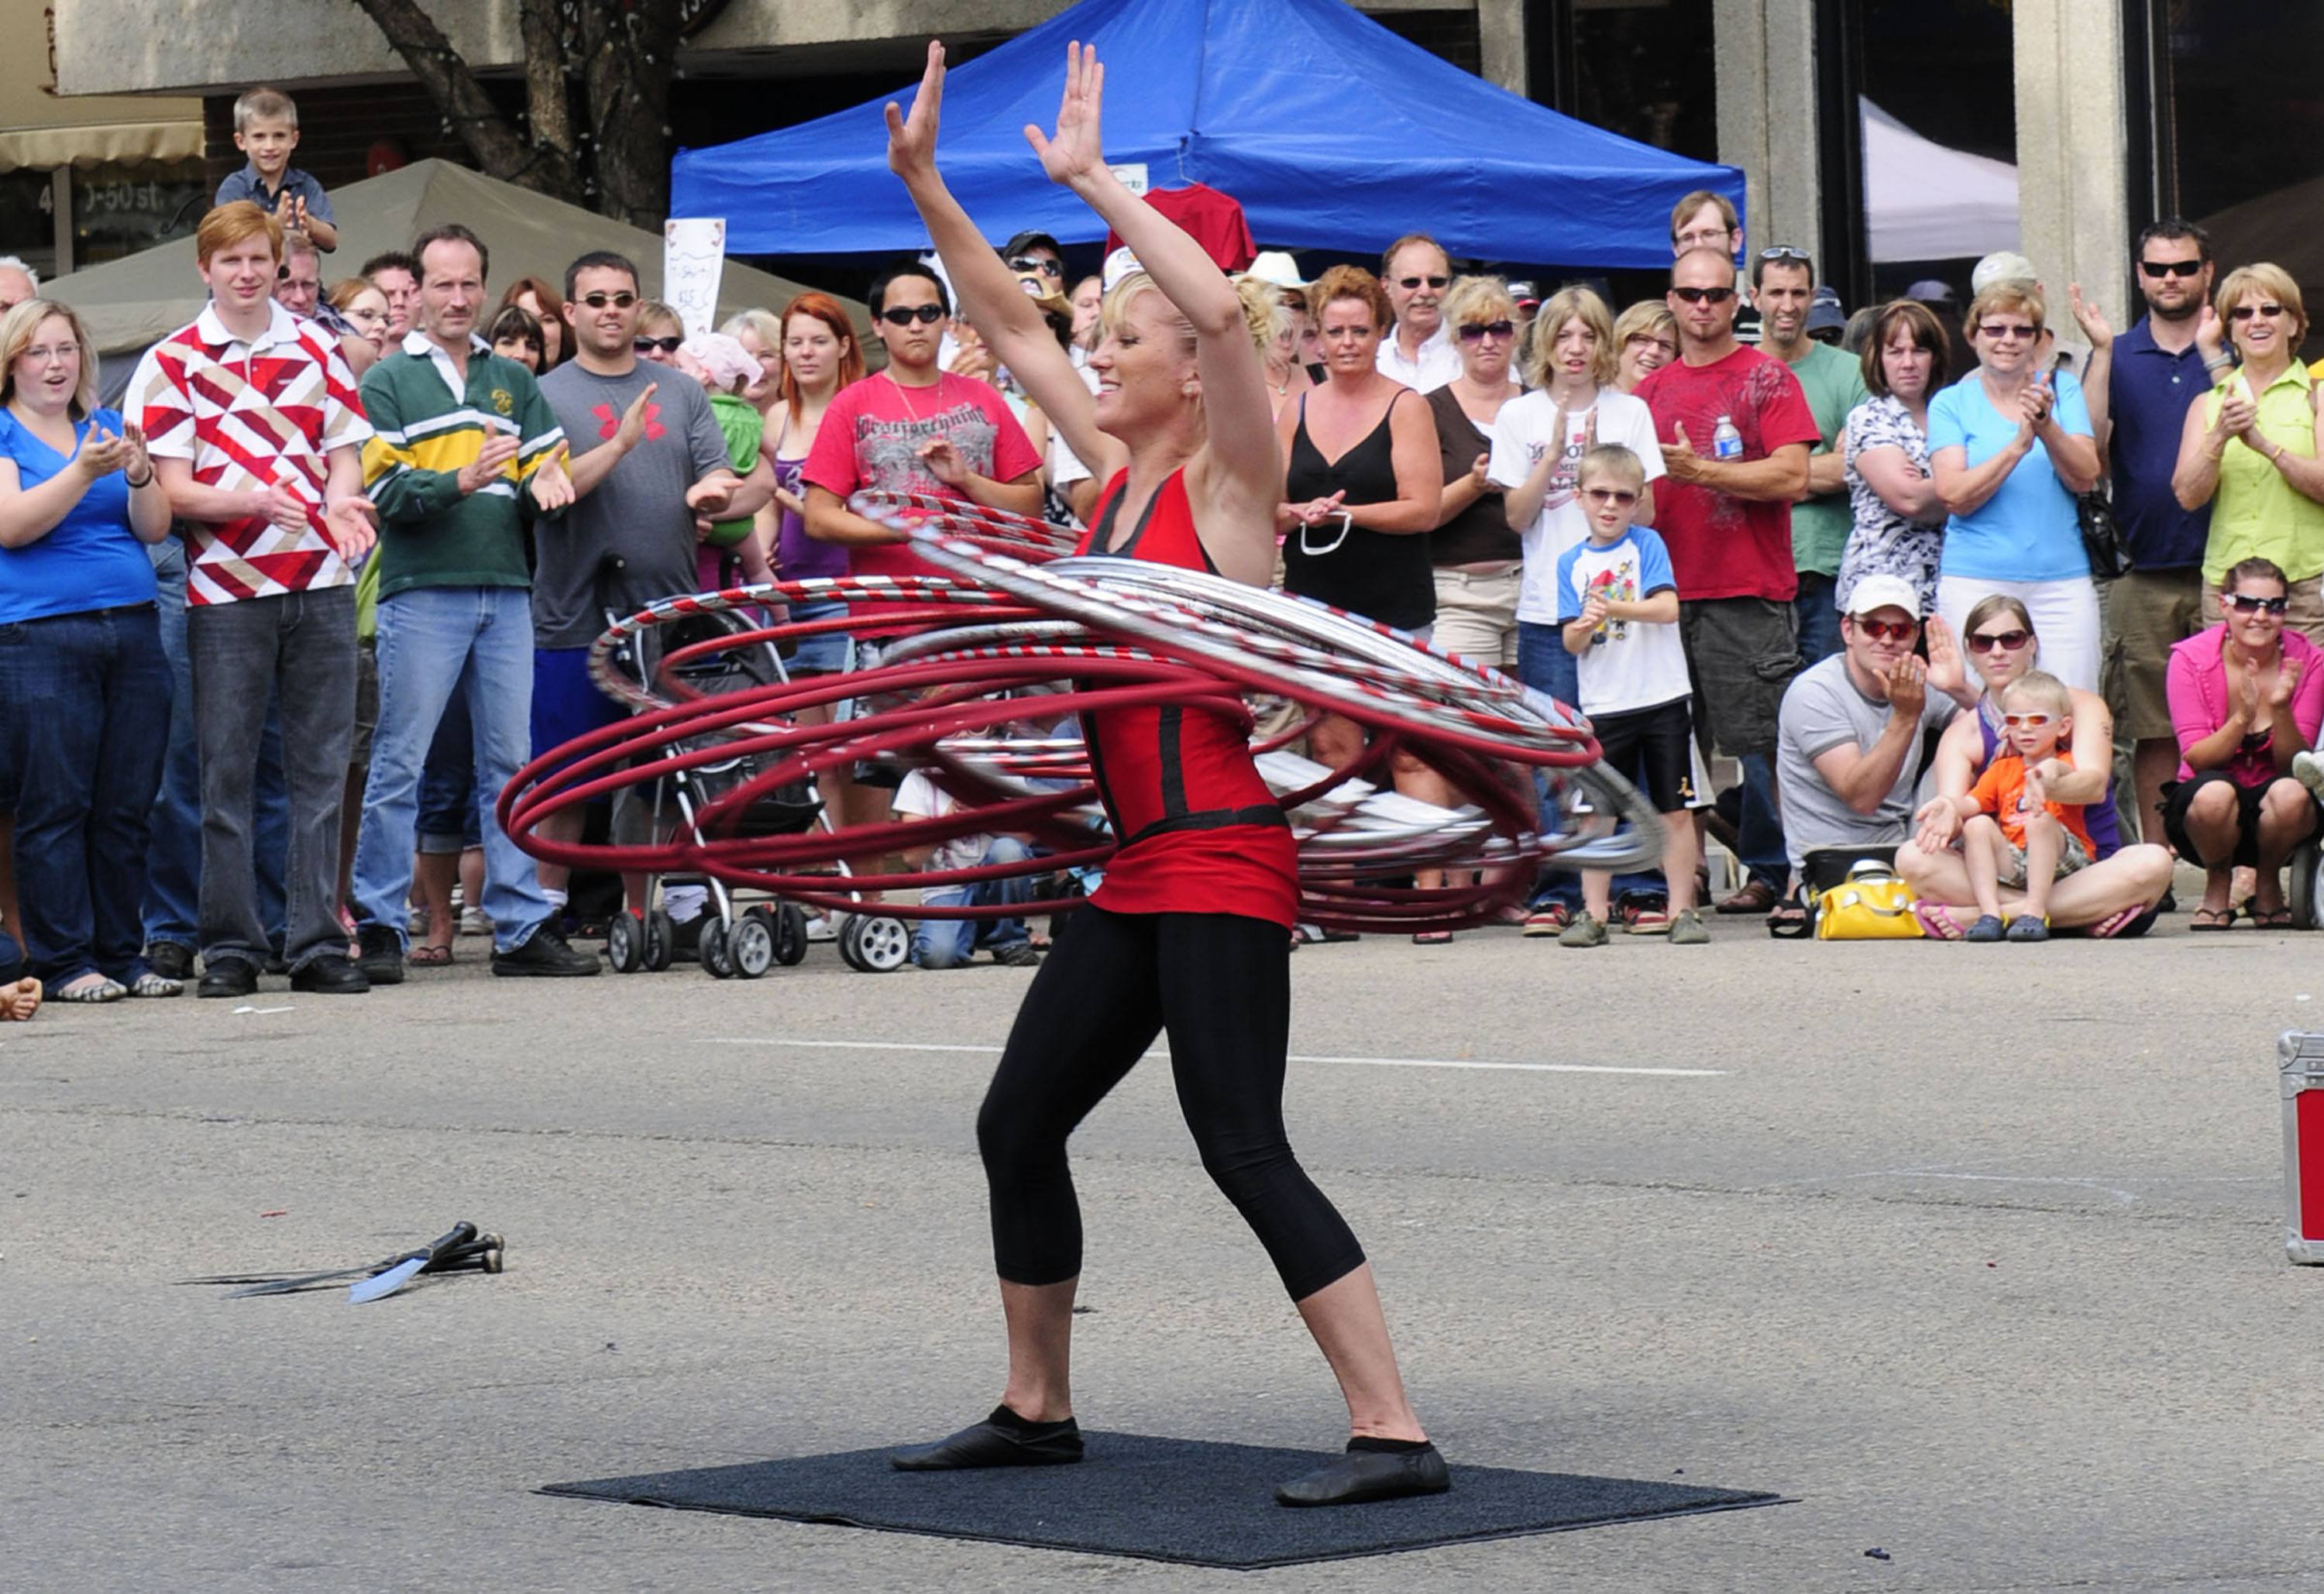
[882,41,1444,1507]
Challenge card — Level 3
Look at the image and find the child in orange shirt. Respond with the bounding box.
[1938,671,2095,943]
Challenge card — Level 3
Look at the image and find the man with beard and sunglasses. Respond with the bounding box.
[1635,247,1821,922]
[2067,219,2226,852]
[1373,234,1461,394]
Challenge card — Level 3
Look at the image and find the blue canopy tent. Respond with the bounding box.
[673,0,1742,268]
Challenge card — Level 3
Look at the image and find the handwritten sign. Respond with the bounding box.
[663,217,727,339]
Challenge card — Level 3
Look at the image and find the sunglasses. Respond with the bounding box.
[1456,320,1515,342]
[632,335,682,355]
[1853,617,1917,641]
[2140,259,2205,279]
[2001,713,2055,727]
[1582,487,1639,507]
[1007,256,1063,277]
[2227,593,2291,614]
[879,304,947,326]
[1671,286,1735,304]
[578,290,638,309]
[1979,322,2040,341]
[1396,275,1450,291]
[1968,628,2031,652]
[1758,244,1810,263]
[2229,304,2286,321]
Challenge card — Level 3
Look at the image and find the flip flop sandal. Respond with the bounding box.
[2083,904,2144,940]
[1912,902,1968,940]
[2189,906,2238,931]
[2249,906,2295,929]
[407,944,456,967]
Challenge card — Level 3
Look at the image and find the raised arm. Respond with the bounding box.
[885,43,1117,486]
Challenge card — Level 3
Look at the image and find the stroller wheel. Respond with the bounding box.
[851,914,911,974]
[836,912,868,971]
[769,902,809,966]
[730,913,776,979]
[607,912,645,974]
[644,909,676,972]
[700,919,734,978]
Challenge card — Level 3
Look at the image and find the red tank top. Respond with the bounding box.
[1074,469,1298,929]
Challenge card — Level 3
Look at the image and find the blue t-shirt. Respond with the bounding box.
[2106,318,2212,569]
[0,407,156,624]
[1925,369,2092,583]
[1552,525,1690,716]
[214,164,334,223]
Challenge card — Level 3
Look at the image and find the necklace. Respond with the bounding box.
[886,367,937,422]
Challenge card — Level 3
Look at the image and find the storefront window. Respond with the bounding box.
[2147,0,2324,359]
[0,170,56,279]
[70,159,207,270]
[1858,0,2016,304]
[1570,0,1717,163]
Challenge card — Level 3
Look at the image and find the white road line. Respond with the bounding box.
[702,1037,1724,1077]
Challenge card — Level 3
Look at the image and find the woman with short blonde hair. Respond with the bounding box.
[1609,300,1677,393]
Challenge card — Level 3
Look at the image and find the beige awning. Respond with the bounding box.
[0,119,206,174]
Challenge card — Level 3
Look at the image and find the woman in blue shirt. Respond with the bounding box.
[0,299,176,1001]
[1927,282,2103,694]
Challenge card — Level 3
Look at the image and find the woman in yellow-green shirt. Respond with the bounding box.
[2172,262,2324,639]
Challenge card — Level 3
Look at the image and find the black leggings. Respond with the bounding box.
[976,905,1367,1302]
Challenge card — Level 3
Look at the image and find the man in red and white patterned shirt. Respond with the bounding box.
[129,201,379,998]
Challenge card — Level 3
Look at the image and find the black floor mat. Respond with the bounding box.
[541,1432,1782,1568]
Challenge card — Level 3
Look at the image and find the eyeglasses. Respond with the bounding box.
[1582,487,1639,507]
[1671,286,1735,305]
[1978,322,2040,341]
[1968,628,2031,652]
[1456,320,1515,343]
[2001,713,2055,727]
[2140,259,2204,279]
[578,290,638,309]
[1673,227,1732,250]
[2229,304,2286,321]
[633,335,683,355]
[879,304,947,326]
[1395,275,1449,291]
[1853,617,1917,641]
[2227,593,2291,614]
[1758,244,1811,263]
[1007,256,1063,277]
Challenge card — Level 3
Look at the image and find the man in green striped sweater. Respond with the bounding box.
[349,222,597,983]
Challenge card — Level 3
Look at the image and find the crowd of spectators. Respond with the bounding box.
[5,81,2324,1018]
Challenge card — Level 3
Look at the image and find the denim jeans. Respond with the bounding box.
[1795,571,1844,668]
[146,538,287,953]
[352,586,551,953]
[910,835,1034,969]
[0,604,170,984]
[1514,620,1665,911]
[189,586,358,971]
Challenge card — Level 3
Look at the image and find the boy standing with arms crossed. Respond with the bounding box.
[1554,445,1707,946]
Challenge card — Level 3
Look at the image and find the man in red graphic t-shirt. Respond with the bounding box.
[1634,247,1820,915]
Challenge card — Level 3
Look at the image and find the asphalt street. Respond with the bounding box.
[8,899,2324,1592]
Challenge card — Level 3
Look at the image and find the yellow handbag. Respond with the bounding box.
[1813,859,1923,940]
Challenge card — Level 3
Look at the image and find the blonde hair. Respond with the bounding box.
[1965,281,2045,346]
[233,87,298,133]
[1611,298,1676,355]
[1233,274,1288,361]
[720,307,782,352]
[1098,273,1198,365]
[1576,442,1645,491]
[1441,275,1516,336]
[2000,669,2071,720]
[635,300,683,338]
[2215,263,2308,349]
[0,298,99,420]
[1523,286,1617,390]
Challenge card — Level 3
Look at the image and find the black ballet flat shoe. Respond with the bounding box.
[889,1406,1085,1471]
[1274,1441,1451,1506]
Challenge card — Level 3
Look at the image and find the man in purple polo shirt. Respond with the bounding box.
[2071,218,2225,854]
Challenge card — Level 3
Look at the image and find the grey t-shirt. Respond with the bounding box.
[1775,652,1958,867]
[531,361,731,648]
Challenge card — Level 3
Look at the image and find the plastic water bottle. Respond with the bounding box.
[1711,414,1744,461]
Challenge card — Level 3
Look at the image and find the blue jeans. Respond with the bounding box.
[1795,571,1843,667]
[0,605,170,984]
[353,586,551,953]
[910,836,1035,970]
[1515,620,1664,910]
[146,538,287,953]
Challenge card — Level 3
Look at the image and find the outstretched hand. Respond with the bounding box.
[1025,41,1107,188]
[885,41,946,184]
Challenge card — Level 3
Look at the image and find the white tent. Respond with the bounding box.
[1861,99,2020,263]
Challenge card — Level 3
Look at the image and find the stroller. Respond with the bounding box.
[600,599,820,980]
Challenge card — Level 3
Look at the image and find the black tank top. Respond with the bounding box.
[1281,390,1436,631]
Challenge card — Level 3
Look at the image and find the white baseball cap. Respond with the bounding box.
[1970,250,2038,294]
[1843,575,1923,620]
[1245,249,1308,289]
[1102,246,1143,291]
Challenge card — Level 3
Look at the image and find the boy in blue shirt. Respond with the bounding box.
[1553,445,1707,946]
[215,88,336,252]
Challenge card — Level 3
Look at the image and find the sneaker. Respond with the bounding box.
[458,908,491,938]
[1667,908,1709,945]
[355,924,405,985]
[991,941,1043,967]
[2005,914,2050,943]
[1557,912,1608,948]
[1521,904,1571,938]
[1964,913,2006,943]
[492,926,601,977]
[804,914,838,943]
[2297,750,2324,807]
[1624,906,1671,935]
